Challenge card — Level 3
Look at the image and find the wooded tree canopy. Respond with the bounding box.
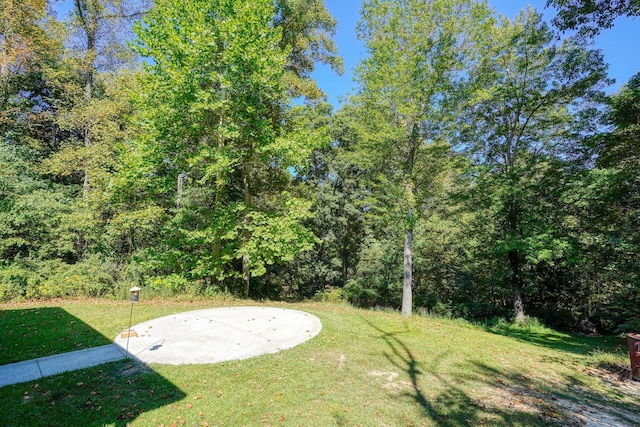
[0,0,638,332]
[547,0,640,35]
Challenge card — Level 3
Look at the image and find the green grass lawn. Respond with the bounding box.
[1,298,639,426]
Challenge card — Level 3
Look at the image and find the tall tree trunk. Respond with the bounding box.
[402,132,417,317]
[509,249,525,322]
[402,207,413,317]
[176,172,184,208]
[75,0,96,198]
[242,162,251,298]
[507,198,525,322]
[242,252,250,297]
[1,16,11,137]
[82,36,94,198]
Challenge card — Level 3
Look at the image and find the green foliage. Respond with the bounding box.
[312,287,344,302]
[352,0,494,315]
[0,144,86,263]
[132,0,288,183]
[278,104,369,297]
[586,75,640,332]
[486,316,558,337]
[0,0,62,151]
[146,274,205,298]
[241,195,316,277]
[125,0,325,296]
[0,263,38,301]
[548,0,640,36]
[1,0,639,335]
[275,0,343,101]
[37,255,117,298]
[0,256,116,301]
[592,284,640,334]
[132,201,238,282]
[425,301,455,319]
[343,237,403,309]
[104,204,166,256]
[457,7,610,321]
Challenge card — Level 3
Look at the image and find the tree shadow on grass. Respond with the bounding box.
[0,359,186,427]
[364,318,640,426]
[482,321,626,357]
[465,361,640,427]
[0,307,185,426]
[365,321,555,426]
[0,307,112,365]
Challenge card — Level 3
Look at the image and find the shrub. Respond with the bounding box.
[0,264,40,301]
[592,285,640,334]
[454,301,505,320]
[146,274,192,298]
[145,274,227,299]
[313,287,344,302]
[430,301,454,319]
[485,316,560,337]
[0,256,118,301]
[37,256,116,298]
[343,281,380,308]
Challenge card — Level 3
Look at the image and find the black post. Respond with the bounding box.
[125,286,140,360]
[125,301,134,360]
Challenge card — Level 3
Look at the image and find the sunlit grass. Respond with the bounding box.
[0,299,637,426]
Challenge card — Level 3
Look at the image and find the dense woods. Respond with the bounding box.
[1,0,638,333]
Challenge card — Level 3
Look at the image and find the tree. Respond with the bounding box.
[546,0,640,35]
[352,0,493,316]
[28,1,148,273]
[280,103,368,298]
[459,8,609,321]
[47,0,148,197]
[1,0,49,109]
[576,72,640,331]
[128,0,326,296]
[596,72,640,168]
[1,0,61,147]
[275,0,343,102]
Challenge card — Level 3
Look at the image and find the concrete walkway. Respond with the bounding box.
[0,306,322,388]
[0,344,125,388]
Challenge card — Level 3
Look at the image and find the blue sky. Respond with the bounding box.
[314,0,639,107]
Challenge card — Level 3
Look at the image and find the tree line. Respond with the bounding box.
[1,0,638,333]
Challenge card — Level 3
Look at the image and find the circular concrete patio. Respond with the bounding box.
[113,306,322,365]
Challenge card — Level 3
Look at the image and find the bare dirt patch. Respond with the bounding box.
[581,363,640,398]
[477,365,640,427]
[367,370,412,391]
